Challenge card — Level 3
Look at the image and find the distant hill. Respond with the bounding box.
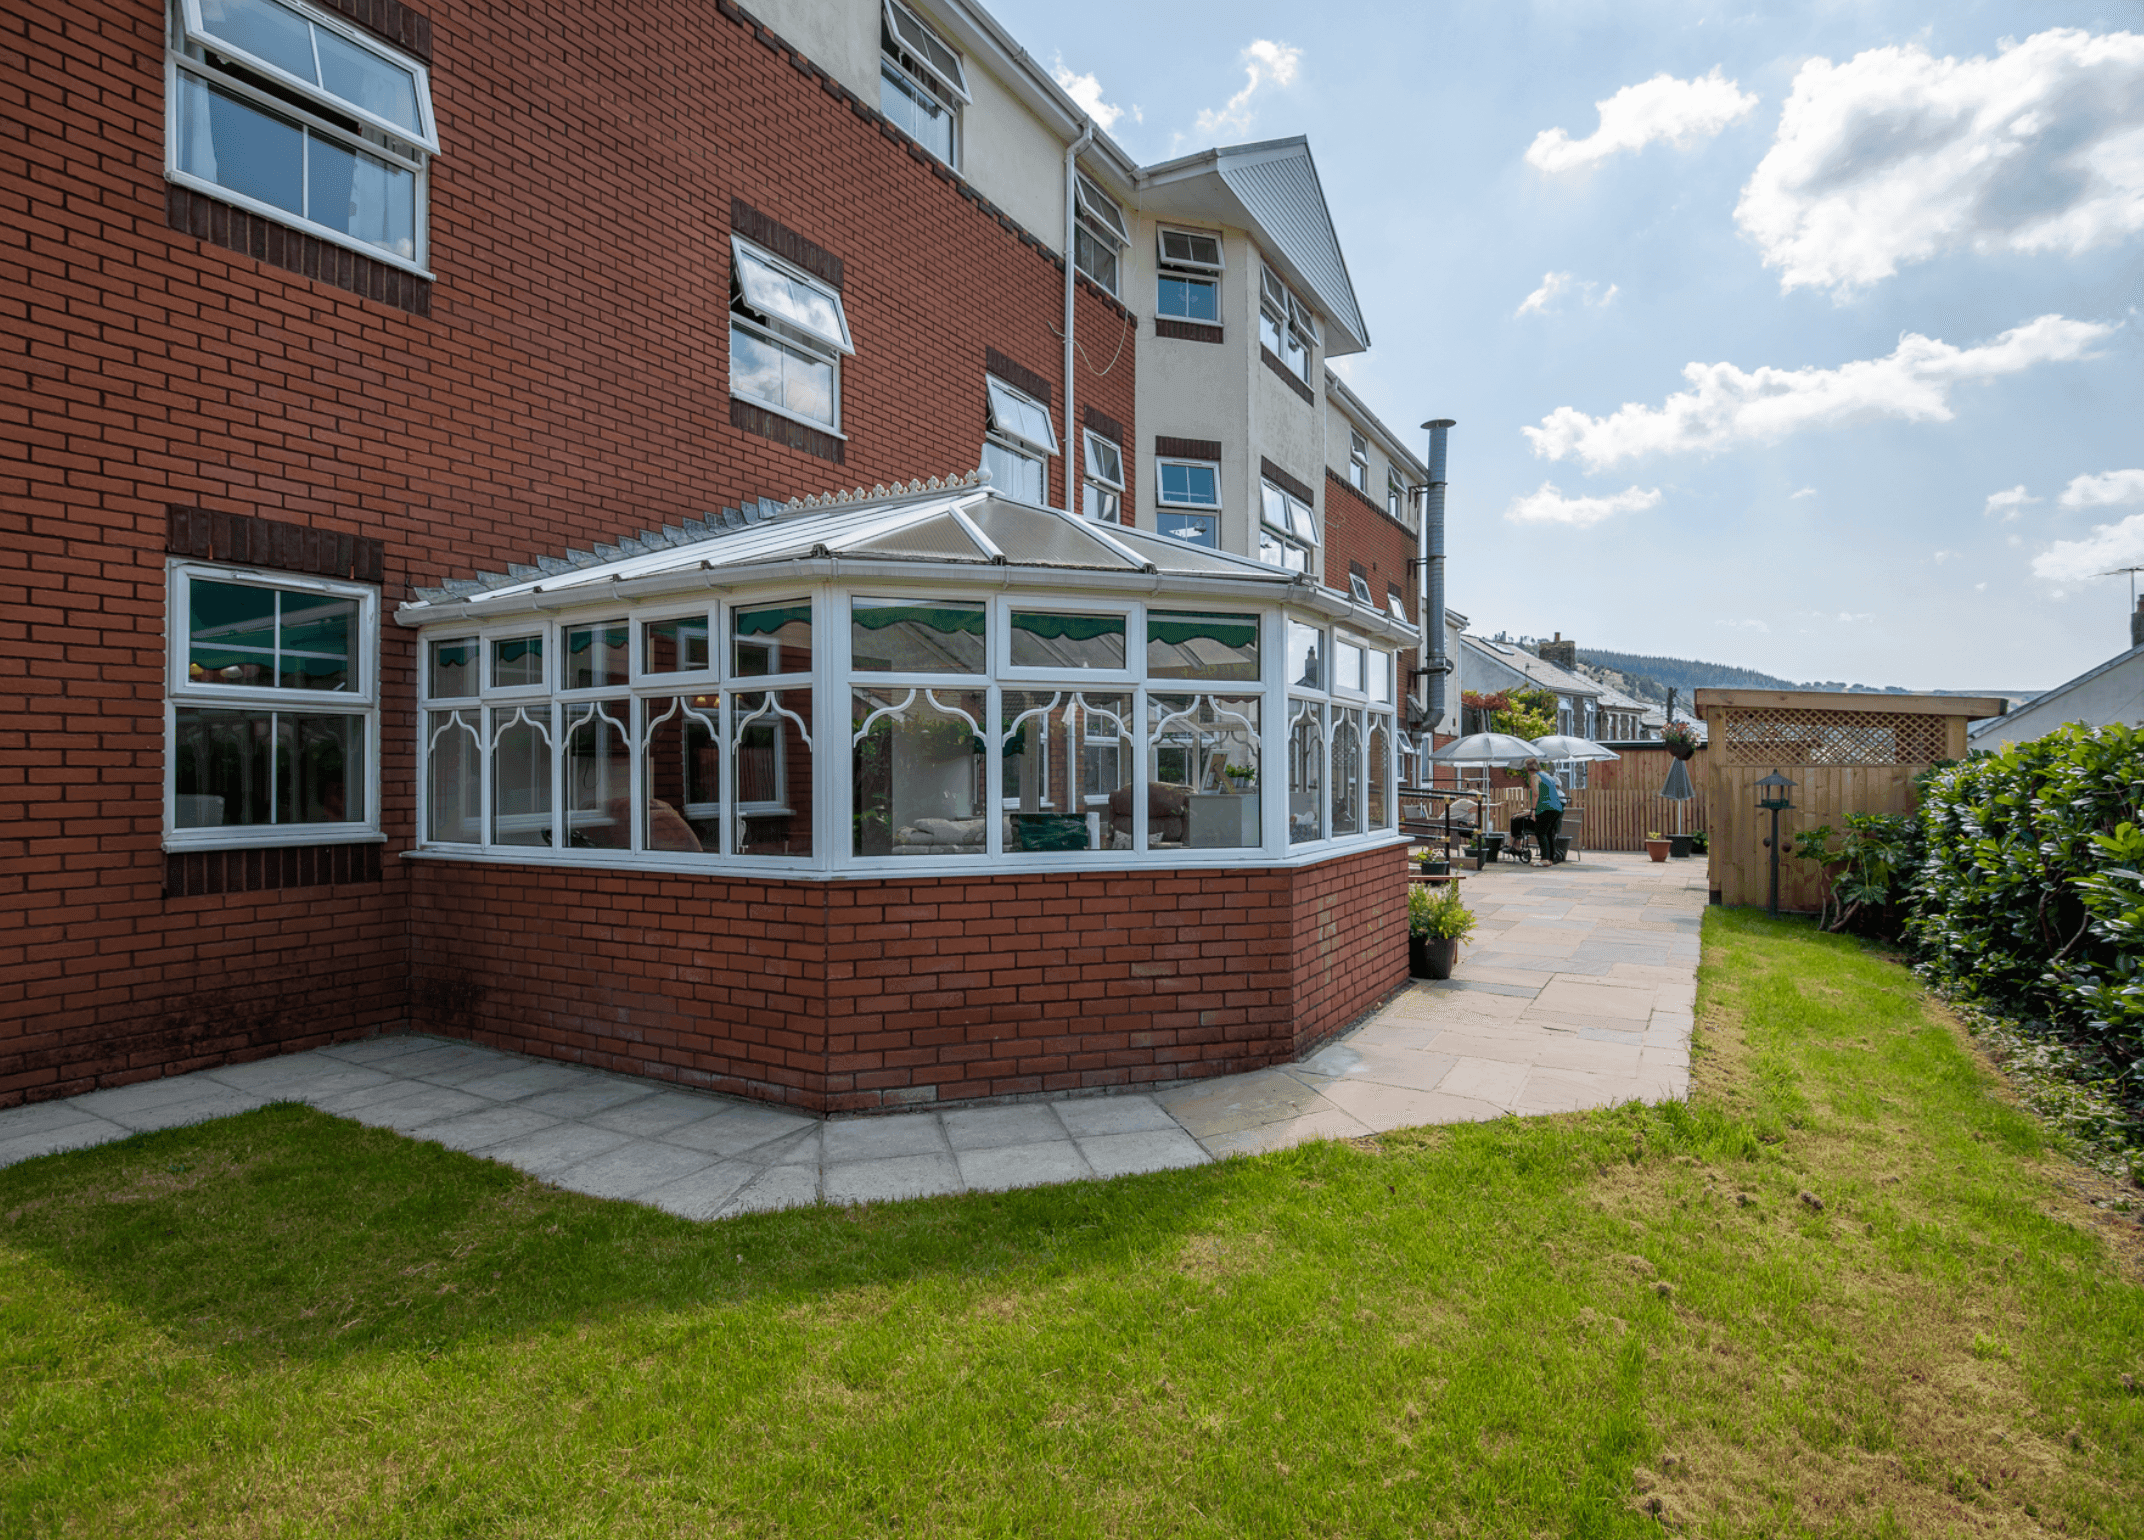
[1576,650,1799,700]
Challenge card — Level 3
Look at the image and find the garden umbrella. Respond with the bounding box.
[1427,732,1544,766]
[1529,734,1619,762]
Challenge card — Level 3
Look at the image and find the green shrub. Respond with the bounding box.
[1408,881,1477,941]
[1910,723,2144,1089]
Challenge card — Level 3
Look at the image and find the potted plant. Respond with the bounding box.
[1224,764,1256,794]
[1661,721,1699,761]
[1408,882,1476,979]
[1688,830,1708,855]
[1645,831,1671,862]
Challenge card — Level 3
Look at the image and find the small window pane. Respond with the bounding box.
[1336,641,1365,694]
[563,700,630,849]
[1158,510,1217,547]
[850,598,986,674]
[734,244,849,352]
[643,616,710,675]
[1258,305,1283,356]
[880,63,955,164]
[729,322,786,409]
[1147,611,1259,682]
[852,686,987,856]
[564,621,628,690]
[428,637,477,698]
[312,25,424,135]
[1085,434,1123,489]
[1082,483,1122,523]
[1159,462,1217,507]
[276,592,356,690]
[187,579,278,685]
[1075,224,1120,294]
[1002,690,1132,853]
[1156,274,1218,323]
[173,707,272,827]
[1331,711,1362,837]
[1367,649,1392,703]
[982,440,1044,503]
[985,378,1058,454]
[1161,230,1222,268]
[734,602,813,677]
[489,706,552,846]
[1010,611,1125,670]
[735,689,814,858]
[1148,693,1262,849]
[177,75,304,221]
[1292,498,1319,544]
[492,634,543,689]
[279,714,364,824]
[199,0,319,84]
[426,709,481,843]
[1288,622,1323,689]
[305,133,417,261]
[1259,482,1290,532]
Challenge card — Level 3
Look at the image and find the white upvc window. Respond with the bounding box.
[167,561,380,848]
[881,0,964,168]
[983,376,1058,504]
[1388,469,1406,521]
[166,0,438,274]
[1348,430,1369,491]
[730,235,851,433]
[1258,478,1316,574]
[1258,267,1317,384]
[1155,458,1219,548]
[1386,587,1410,624]
[1073,174,1128,296]
[1082,430,1125,522]
[1156,229,1222,324]
[1348,571,1374,606]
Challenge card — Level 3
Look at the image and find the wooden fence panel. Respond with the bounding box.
[1567,746,1707,853]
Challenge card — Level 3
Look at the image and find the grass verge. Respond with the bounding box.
[3,909,2142,1536]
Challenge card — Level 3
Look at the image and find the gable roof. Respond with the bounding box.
[1138,137,1369,355]
[1968,643,2142,741]
[1460,636,1603,699]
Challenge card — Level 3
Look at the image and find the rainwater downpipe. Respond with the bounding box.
[1061,121,1094,514]
[1422,418,1455,733]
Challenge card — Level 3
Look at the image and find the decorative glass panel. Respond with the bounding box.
[562,699,630,849]
[1001,690,1132,854]
[734,689,813,858]
[643,616,710,675]
[491,634,543,690]
[1287,622,1323,689]
[733,601,813,678]
[1369,717,1392,829]
[851,598,986,674]
[1331,710,1363,837]
[489,705,552,846]
[852,686,986,857]
[641,695,720,854]
[1288,700,1324,845]
[1148,694,1262,850]
[564,621,628,691]
[1009,611,1125,671]
[428,637,476,699]
[426,709,481,843]
[1147,611,1259,682]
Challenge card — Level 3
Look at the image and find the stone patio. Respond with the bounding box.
[0,853,1706,1218]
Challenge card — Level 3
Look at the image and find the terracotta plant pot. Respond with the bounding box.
[1409,934,1458,980]
[1645,839,1670,862]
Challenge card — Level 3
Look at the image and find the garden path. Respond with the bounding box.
[0,854,1705,1217]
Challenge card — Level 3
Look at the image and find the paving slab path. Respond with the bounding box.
[1,853,1706,1219]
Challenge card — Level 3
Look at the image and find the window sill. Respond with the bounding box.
[164,827,387,853]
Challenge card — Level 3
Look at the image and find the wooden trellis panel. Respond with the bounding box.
[1694,691,2002,911]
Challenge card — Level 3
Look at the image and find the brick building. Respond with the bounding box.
[4,0,1433,1113]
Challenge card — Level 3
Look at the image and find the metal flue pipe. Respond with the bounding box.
[1421,419,1455,730]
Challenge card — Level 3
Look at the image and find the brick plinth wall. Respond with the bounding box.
[406,842,1409,1114]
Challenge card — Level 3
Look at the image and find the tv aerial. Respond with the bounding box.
[2097,566,2144,608]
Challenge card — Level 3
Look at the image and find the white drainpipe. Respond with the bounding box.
[1061,122,1094,514]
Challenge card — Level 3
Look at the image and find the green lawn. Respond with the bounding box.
[4,910,2141,1537]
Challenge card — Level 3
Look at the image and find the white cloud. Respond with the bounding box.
[1525,68,1758,173]
[2060,468,2144,507]
[1736,29,2144,294]
[1976,582,1988,591]
[1052,62,1128,133]
[2033,511,2144,581]
[1717,618,1771,632]
[1523,314,2112,470]
[1791,486,1820,498]
[1514,271,1618,316]
[1984,484,2040,519]
[1933,549,1961,563]
[1504,482,1662,527]
[1192,40,1300,140]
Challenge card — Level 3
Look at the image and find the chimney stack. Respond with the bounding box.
[2132,597,2144,651]
[1539,632,1577,670]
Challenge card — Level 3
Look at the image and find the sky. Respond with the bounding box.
[986,0,2144,691]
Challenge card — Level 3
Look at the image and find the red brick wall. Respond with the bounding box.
[0,0,1136,1104]
[405,847,1408,1115]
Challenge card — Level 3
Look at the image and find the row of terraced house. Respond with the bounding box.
[5,0,1464,1112]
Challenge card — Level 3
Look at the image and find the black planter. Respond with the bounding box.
[1668,835,1692,858]
[1480,832,1506,863]
[1409,934,1458,980]
[1419,858,1450,876]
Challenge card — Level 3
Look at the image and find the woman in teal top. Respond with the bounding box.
[1523,758,1564,864]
